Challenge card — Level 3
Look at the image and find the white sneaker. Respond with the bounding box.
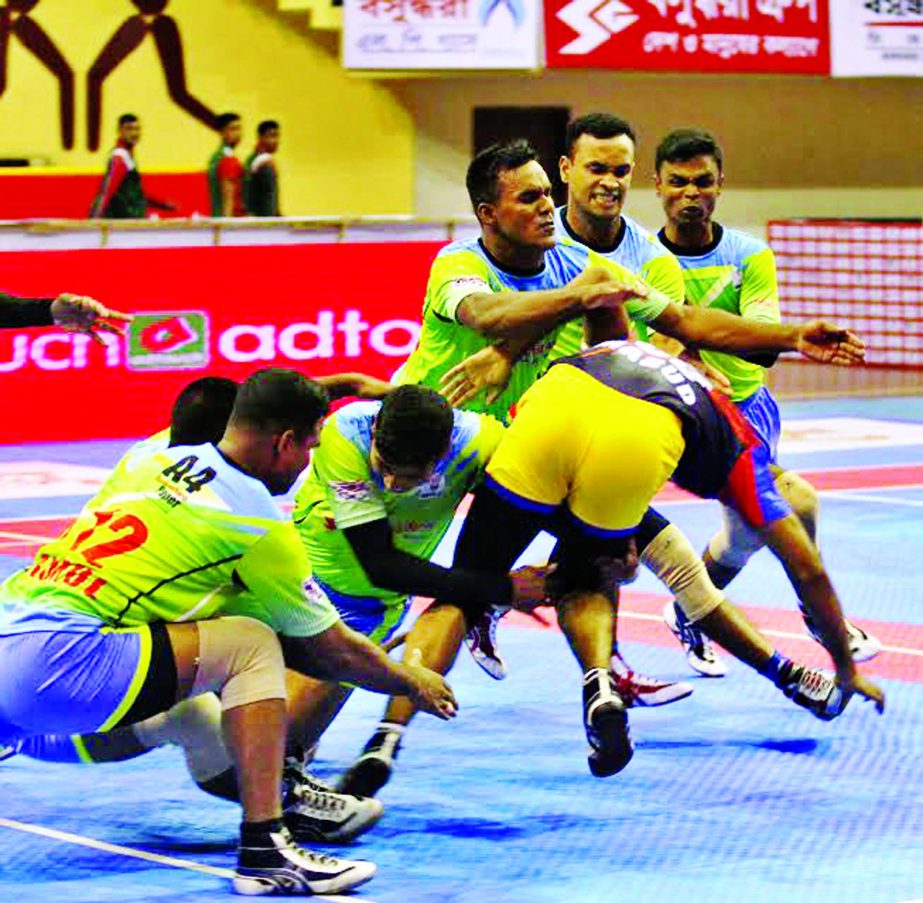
[283,775,384,844]
[610,650,694,707]
[234,825,376,896]
[663,600,728,677]
[805,617,882,663]
[464,608,508,680]
[776,662,846,721]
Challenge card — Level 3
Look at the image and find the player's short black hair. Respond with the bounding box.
[466,139,539,210]
[565,113,636,157]
[118,113,139,127]
[216,112,241,131]
[374,385,453,471]
[655,128,724,173]
[228,369,329,441]
[258,120,280,135]
[169,377,239,447]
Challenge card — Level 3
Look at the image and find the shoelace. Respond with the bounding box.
[798,669,831,700]
[284,838,341,867]
[292,782,348,812]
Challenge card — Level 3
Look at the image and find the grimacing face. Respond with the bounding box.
[560,133,635,222]
[655,154,723,228]
[479,160,556,251]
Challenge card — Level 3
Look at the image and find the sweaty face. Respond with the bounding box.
[484,161,556,251]
[656,155,723,227]
[561,133,635,223]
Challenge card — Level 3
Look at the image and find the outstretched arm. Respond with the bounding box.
[651,303,865,365]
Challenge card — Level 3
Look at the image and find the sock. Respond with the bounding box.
[241,817,284,840]
[759,651,792,686]
[365,721,405,759]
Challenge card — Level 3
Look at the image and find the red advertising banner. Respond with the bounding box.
[0,243,440,443]
[546,0,830,73]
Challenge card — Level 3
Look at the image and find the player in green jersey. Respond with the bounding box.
[653,128,882,674]
[0,369,458,896]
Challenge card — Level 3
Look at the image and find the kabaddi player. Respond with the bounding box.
[339,340,885,797]
[0,369,458,895]
[653,128,882,673]
[417,138,866,701]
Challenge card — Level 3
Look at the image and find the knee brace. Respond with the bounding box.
[642,524,724,623]
[776,470,819,542]
[132,693,232,783]
[190,616,287,711]
[707,506,764,570]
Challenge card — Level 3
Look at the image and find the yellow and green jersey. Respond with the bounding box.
[550,210,686,359]
[659,223,781,403]
[0,443,338,639]
[395,236,669,421]
[293,401,505,605]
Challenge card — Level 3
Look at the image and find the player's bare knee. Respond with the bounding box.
[643,524,724,623]
[707,507,763,570]
[776,471,819,540]
[190,616,287,710]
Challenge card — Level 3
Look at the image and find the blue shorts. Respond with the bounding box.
[737,386,781,463]
[315,578,408,646]
[720,439,791,529]
[0,618,151,742]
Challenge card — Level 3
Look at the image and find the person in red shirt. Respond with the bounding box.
[90,114,174,219]
[207,112,246,217]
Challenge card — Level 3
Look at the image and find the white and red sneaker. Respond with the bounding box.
[610,649,694,708]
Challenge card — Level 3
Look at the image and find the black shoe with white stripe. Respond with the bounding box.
[337,725,403,798]
[233,823,376,896]
[583,668,633,778]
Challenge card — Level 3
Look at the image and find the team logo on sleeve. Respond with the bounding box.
[332,480,373,501]
[302,576,330,608]
[127,312,210,370]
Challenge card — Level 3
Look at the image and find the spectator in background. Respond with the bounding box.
[244,120,281,216]
[207,112,246,217]
[89,114,174,219]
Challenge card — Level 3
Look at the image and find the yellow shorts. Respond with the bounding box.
[485,364,685,536]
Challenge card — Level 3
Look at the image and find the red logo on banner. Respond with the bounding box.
[138,316,199,354]
[546,0,830,74]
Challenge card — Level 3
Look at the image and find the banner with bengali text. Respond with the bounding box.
[343,0,543,69]
[545,0,830,73]
[0,243,440,443]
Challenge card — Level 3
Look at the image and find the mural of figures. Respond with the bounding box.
[87,0,218,151]
[0,1,74,149]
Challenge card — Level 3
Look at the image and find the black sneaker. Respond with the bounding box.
[284,775,384,844]
[776,661,847,721]
[337,727,402,798]
[233,824,376,896]
[583,669,633,778]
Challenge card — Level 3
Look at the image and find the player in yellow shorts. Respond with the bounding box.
[487,364,684,538]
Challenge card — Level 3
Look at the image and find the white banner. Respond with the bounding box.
[830,0,923,77]
[342,0,543,70]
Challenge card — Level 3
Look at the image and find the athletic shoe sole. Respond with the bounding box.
[587,706,633,778]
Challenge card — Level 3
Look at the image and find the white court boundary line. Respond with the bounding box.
[0,818,376,903]
[618,611,923,658]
